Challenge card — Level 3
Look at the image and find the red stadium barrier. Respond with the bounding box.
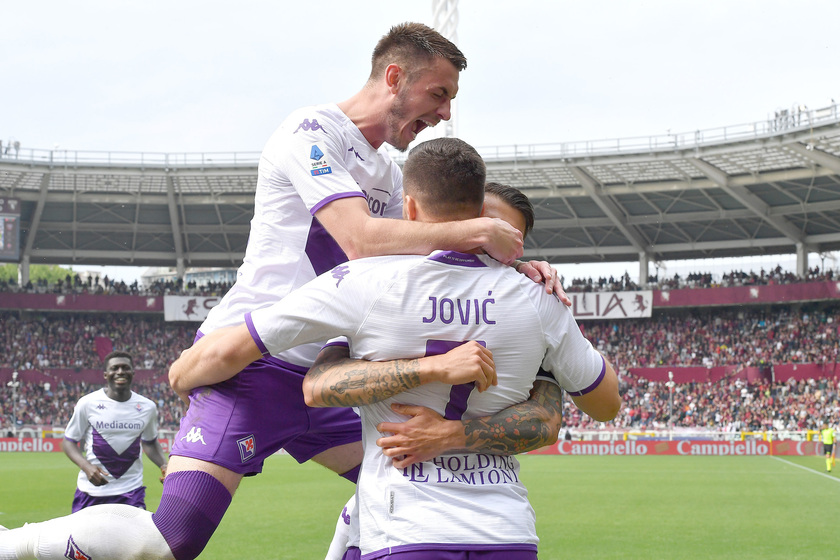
[773,362,840,381]
[0,292,163,312]
[627,364,839,383]
[653,280,840,307]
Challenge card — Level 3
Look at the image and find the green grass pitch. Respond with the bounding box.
[1,452,838,559]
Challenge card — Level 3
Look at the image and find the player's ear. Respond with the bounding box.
[403,194,418,221]
[384,64,402,93]
[480,202,487,217]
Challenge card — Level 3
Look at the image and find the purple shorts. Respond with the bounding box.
[71,486,146,513]
[170,355,362,476]
[343,546,538,560]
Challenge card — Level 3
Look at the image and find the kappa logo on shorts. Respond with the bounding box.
[180,426,207,445]
[65,535,91,560]
[237,434,256,462]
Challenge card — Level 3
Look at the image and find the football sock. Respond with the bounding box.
[151,470,232,560]
[0,505,173,560]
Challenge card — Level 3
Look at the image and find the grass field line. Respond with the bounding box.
[770,455,840,482]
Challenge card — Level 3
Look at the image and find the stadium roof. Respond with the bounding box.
[2,103,840,271]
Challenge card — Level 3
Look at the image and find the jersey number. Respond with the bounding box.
[424,339,485,421]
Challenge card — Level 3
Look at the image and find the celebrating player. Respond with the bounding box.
[168,137,621,558]
[318,180,566,559]
[0,23,568,560]
[62,351,167,512]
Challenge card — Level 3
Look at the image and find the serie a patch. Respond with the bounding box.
[309,145,332,176]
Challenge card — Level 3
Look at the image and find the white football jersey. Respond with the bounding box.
[248,251,605,554]
[201,103,403,368]
[64,389,160,496]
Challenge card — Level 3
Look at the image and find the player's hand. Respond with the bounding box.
[376,404,459,468]
[159,463,168,484]
[481,217,524,266]
[85,466,110,486]
[516,260,571,305]
[425,341,496,391]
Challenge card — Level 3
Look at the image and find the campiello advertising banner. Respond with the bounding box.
[529,439,823,456]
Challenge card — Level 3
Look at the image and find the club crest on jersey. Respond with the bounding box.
[65,536,91,560]
[237,434,256,462]
[309,145,332,176]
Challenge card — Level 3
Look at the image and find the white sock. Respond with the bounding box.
[323,494,356,560]
[0,505,174,560]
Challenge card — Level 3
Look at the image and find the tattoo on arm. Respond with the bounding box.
[308,346,424,407]
[460,381,564,455]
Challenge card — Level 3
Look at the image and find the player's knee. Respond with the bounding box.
[151,471,232,560]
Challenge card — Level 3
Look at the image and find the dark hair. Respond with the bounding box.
[369,22,467,82]
[403,137,486,220]
[485,182,535,238]
[104,350,133,368]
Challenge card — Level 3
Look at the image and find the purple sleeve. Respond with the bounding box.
[245,312,271,356]
[565,356,606,396]
[310,192,366,215]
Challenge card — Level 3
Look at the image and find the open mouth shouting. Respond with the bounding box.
[412,119,436,140]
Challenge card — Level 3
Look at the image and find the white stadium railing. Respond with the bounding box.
[2,102,837,168]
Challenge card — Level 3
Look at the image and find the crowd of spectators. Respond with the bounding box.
[2,303,839,434]
[582,305,840,369]
[1,378,184,434]
[565,375,840,433]
[564,265,837,293]
[0,273,232,297]
[0,313,195,371]
[1,264,837,298]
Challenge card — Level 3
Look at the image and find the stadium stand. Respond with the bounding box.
[2,268,838,436]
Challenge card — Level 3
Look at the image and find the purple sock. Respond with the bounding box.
[340,464,360,483]
[151,470,232,560]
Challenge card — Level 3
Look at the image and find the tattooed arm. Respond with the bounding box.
[375,380,563,468]
[303,345,563,468]
[302,342,497,408]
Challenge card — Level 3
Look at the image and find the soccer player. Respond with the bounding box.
[168,137,620,559]
[0,23,566,560]
[62,350,167,512]
[317,181,565,559]
[820,423,835,472]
